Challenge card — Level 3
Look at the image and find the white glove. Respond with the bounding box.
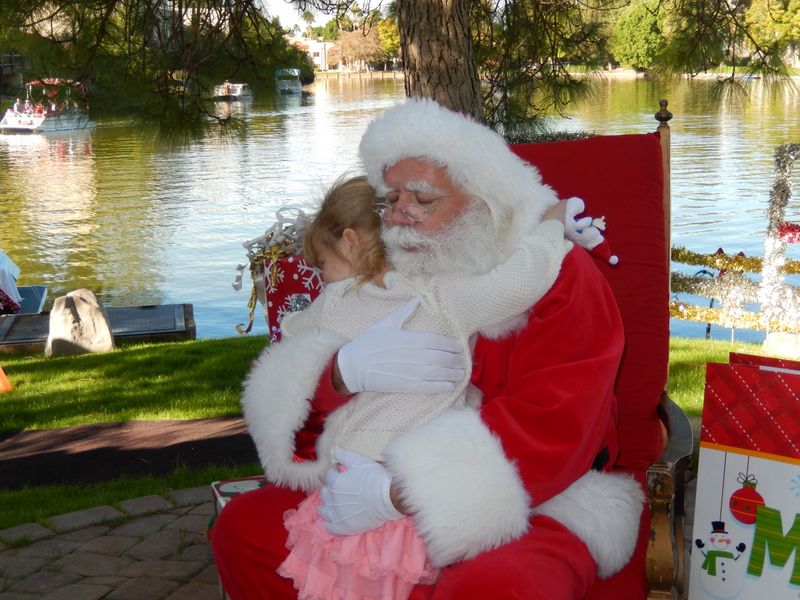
[564,196,605,251]
[337,298,466,394]
[318,448,404,535]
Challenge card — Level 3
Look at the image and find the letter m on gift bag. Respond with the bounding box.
[689,353,800,599]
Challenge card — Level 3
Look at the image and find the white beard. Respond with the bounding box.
[382,203,500,277]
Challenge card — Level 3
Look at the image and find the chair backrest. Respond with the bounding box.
[511,132,670,473]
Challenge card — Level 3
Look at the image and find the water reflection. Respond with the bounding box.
[556,77,800,342]
[1,75,799,340]
[0,77,405,338]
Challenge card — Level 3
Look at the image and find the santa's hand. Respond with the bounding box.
[564,196,604,251]
[337,298,466,394]
[318,448,403,535]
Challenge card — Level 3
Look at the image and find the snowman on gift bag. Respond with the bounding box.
[695,520,747,598]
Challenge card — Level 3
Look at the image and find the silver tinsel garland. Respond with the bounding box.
[759,144,800,327]
[672,144,800,333]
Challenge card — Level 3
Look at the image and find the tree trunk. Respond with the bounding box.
[397,0,483,122]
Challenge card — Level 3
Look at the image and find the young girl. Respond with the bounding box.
[244,175,572,600]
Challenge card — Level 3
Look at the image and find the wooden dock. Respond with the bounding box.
[0,304,196,353]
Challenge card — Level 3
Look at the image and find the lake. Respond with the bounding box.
[2,74,799,342]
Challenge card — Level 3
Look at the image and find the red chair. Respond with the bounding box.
[511,101,691,600]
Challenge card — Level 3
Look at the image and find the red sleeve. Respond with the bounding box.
[310,359,353,413]
[472,248,623,505]
[292,358,353,460]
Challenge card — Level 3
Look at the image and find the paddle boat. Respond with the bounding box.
[0,79,94,134]
[212,81,252,101]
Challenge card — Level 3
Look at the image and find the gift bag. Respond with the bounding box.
[688,352,800,599]
[263,255,323,343]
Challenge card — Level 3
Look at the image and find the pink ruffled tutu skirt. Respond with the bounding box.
[278,490,439,600]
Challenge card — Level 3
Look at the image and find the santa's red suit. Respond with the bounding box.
[212,247,644,599]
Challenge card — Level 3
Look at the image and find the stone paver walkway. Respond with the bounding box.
[0,479,699,599]
[0,486,221,600]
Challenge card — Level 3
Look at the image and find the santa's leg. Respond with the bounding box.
[409,515,597,600]
[211,485,306,599]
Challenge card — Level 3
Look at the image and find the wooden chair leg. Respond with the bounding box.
[646,393,692,599]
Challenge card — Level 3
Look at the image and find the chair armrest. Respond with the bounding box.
[646,392,693,599]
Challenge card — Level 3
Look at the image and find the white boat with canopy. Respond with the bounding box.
[0,78,94,133]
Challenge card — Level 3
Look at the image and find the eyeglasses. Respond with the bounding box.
[374,191,452,223]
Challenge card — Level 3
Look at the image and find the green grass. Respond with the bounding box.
[0,336,266,431]
[667,336,763,418]
[0,463,260,533]
[0,334,765,531]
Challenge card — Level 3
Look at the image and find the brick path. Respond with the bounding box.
[0,479,700,599]
[0,486,221,600]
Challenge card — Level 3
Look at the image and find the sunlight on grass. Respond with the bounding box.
[0,336,266,431]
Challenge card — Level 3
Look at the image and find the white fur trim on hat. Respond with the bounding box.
[358,98,559,260]
[241,325,347,491]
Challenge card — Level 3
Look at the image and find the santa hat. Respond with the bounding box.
[590,237,619,266]
[358,97,559,260]
[564,197,619,266]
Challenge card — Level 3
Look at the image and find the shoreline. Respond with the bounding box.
[311,67,800,81]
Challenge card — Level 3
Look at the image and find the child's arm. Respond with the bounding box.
[280,305,316,338]
[429,210,571,334]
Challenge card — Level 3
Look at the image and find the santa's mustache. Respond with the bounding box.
[379,204,499,276]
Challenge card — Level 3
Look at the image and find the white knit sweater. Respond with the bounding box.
[279,219,571,463]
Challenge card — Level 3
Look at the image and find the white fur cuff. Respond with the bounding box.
[382,407,644,577]
[241,326,347,491]
[382,408,531,567]
[536,470,644,578]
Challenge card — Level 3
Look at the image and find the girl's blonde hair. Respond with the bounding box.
[303,175,386,283]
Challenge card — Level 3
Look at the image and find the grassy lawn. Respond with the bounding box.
[0,336,266,430]
[667,336,764,419]
[0,334,764,531]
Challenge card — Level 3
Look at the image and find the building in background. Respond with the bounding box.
[288,36,335,71]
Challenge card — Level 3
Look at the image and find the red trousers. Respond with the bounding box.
[211,484,599,600]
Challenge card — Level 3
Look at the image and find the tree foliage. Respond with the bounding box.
[5,0,798,136]
[376,16,400,65]
[471,0,615,135]
[329,25,381,68]
[294,0,797,131]
[610,0,665,71]
[0,0,312,131]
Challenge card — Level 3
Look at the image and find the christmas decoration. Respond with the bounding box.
[690,353,800,598]
[232,208,314,336]
[759,143,800,327]
[263,255,323,342]
[671,246,776,274]
[728,473,765,525]
[778,221,800,243]
[668,301,800,334]
[671,144,800,334]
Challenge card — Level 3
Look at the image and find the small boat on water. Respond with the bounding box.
[275,68,302,95]
[212,81,252,101]
[0,78,94,134]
